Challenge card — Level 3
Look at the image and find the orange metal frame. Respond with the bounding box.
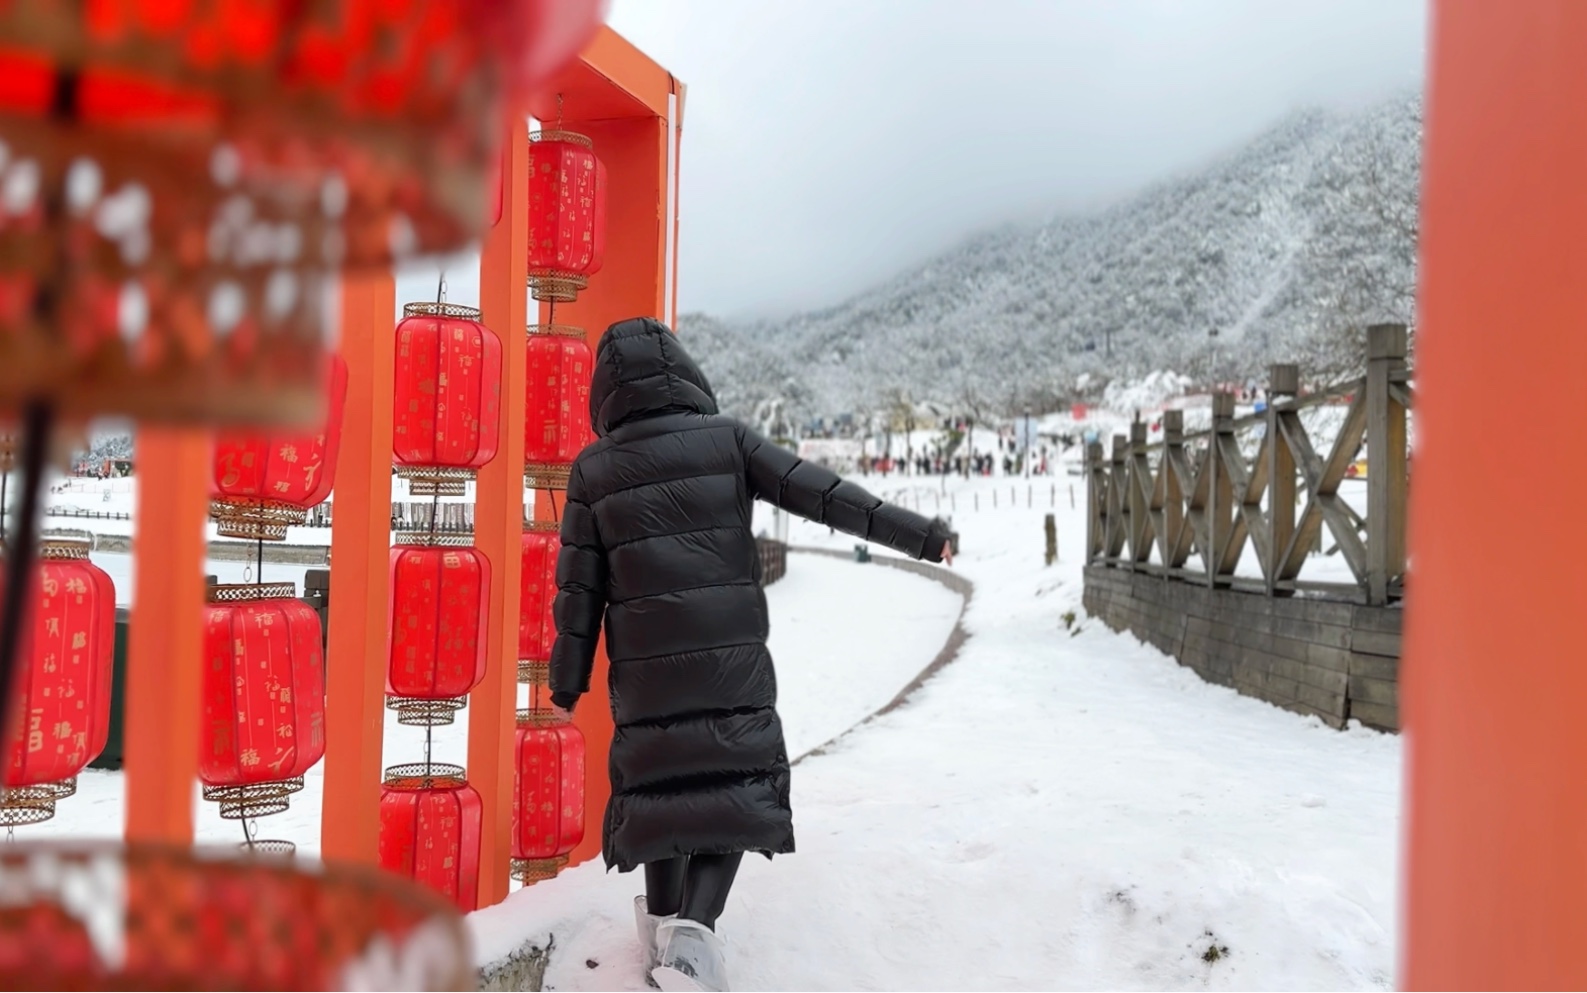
[1402,2,1587,987]
[96,2,1587,978]
[121,26,682,909]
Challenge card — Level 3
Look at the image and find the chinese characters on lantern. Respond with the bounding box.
[0,535,114,827]
[393,302,503,497]
[199,584,327,849]
[379,294,504,909]
[526,131,608,303]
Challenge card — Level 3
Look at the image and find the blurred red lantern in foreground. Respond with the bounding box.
[511,702,586,884]
[0,0,605,423]
[200,584,326,836]
[393,303,504,496]
[387,537,491,727]
[0,535,114,826]
[524,326,594,489]
[379,763,484,913]
[527,131,609,303]
[0,841,475,989]
[211,356,347,540]
[518,522,560,677]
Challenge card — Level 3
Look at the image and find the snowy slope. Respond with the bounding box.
[685,93,1421,425]
[468,474,1401,991]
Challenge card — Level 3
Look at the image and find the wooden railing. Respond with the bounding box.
[1086,324,1410,605]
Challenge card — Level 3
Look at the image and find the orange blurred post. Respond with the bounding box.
[531,28,681,868]
[123,429,208,842]
[320,272,395,863]
[469,111,531,908]
[1403,3,1587,987]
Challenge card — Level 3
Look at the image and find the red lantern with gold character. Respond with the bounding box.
[386,536,491,727]
[518,522,560,678]
[0,535,114,826]
[526,131,609,303]
[378,763,484,913]
[0,1,605,423]
[211,356,347,540]
[511,671,586,884]
[393,302,503,496]
[199,584,326,838]
[524,327,594,489]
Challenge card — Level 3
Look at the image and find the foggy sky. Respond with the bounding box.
[395,1,1428,322]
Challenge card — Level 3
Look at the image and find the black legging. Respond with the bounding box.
[645,853,743,931]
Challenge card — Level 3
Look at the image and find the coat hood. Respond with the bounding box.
[589,318,718,436]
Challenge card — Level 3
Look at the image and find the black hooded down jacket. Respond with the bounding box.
[548,318,952,872]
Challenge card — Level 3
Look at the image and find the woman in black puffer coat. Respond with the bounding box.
[549,318,950,988]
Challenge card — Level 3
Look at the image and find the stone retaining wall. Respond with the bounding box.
[1082,565,1401,731]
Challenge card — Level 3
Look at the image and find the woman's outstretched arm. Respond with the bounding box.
[738,424,951,563]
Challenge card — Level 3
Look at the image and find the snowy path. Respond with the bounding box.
[471,478,1400,991]
[36,554,960,855]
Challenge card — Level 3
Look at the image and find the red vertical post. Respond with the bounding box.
[551,109,670,868]
[320,271,395,864]
[469,111,530,908]
[1403,2,1587,987]
[123,429,208,842]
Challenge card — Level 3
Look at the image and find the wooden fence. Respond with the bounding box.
[1081,325,1411,730]
[1086,324,1410,605]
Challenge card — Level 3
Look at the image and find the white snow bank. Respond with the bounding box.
[473,476,1400,991]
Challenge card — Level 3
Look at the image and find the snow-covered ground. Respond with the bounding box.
[26,467,1401,990]
[468,474,1401,992]
[29,551,960,858]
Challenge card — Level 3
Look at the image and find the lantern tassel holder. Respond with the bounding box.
[209,498,309,542]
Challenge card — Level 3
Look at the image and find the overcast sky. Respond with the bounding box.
[397,1,1427,322]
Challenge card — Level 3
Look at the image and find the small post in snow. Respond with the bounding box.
[1044,513,1057,566]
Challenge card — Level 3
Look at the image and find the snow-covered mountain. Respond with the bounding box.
[682,92,1421,426]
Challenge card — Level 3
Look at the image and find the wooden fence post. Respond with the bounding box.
[1266,364,1299,595]
[1044,512,1057,566]
[1365,324,1409,604]
[1157,410,1186,570]
[1085,442,1104,562]
[1108,434,1128,563]
[1128,422,1152,566]
[1209,394,1236,587]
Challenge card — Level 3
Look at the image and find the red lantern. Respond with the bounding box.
[0,1,604,423]
[200,584,326,826]
[518,523,560,678]
[211,356,347,540]
[393,303,504,496]
[526,131,609,302]
[378,764,484,913]
[524,327,594,489]
[511,709,586,884]
[0,535,115,826]
[387,538,491,726]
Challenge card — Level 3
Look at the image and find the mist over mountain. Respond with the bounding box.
[680,92,1421,430]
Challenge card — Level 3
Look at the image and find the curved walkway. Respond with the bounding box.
[790,547,973,765]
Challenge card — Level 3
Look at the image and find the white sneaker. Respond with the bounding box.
[635,896,673,985]
[652,918,730,992]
